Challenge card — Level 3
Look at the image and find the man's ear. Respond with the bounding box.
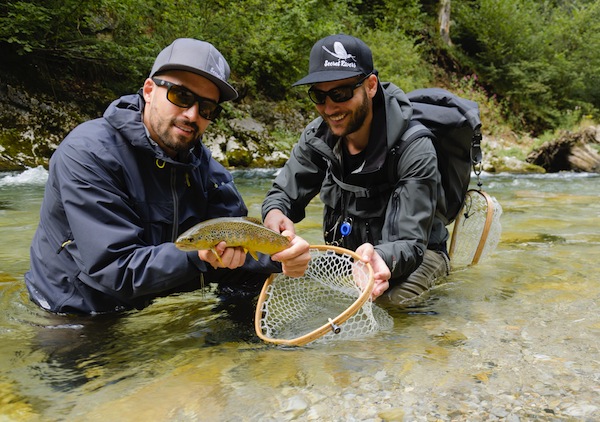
[366,74,378,99]
[142,78,154,103]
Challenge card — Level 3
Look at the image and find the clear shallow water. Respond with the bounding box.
[0,168,599,421]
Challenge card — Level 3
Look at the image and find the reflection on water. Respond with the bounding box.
[1,168,599,420]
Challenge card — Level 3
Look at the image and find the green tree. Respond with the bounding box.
[452,0,600,132]
[1,0,598,134]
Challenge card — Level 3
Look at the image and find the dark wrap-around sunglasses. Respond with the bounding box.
[307,73,372,105]
[152,77,222,121]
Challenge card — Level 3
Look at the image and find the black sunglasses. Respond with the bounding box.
[152,77,222,121]
[307,73,372,105]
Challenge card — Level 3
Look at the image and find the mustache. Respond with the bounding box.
[174,118,199,133]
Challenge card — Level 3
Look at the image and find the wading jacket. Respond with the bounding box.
[262,82,448,282]
[26,93,278,314]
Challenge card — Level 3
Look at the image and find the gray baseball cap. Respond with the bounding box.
[150,38,238,102]
[293,34,374,86]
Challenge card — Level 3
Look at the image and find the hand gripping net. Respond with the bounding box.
[255,245,393,346]
[449,189,503,267]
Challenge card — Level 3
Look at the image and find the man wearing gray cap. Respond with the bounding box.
[25,38,309,315]
[262,34,450,305]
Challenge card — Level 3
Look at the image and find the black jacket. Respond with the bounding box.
[262,82,448,281]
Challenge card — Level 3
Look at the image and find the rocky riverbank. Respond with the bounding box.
[1,79,599,174]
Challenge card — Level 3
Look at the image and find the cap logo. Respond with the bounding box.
[322,42,356,69]
[206,55,227,80]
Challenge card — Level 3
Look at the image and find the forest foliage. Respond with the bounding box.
[1,0,599,135]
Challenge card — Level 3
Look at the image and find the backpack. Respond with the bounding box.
[390,88,483,225]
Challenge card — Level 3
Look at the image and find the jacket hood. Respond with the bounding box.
[103,92,152,150]
[379,81,412,150]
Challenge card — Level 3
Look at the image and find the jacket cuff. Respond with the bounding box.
[187,251,208,272]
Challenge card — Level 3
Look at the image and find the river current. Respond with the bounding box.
[0,167,598,421]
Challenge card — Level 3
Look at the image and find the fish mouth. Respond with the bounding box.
[174,242,197,251]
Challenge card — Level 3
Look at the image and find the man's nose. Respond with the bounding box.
[181,101,201,121]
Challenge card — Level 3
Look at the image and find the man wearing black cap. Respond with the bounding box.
[262,34,450,304]
[25,38,310,314]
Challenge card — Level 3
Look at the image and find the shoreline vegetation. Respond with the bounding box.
[1,76,598,174]
[1,1,599,173]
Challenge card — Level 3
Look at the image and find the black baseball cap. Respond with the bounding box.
[150,38,238,102]
[292,34,374,86]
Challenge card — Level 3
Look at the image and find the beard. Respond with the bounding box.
[153,116,201,155]
[322,90,370,138]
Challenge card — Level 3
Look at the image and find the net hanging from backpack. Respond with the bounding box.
[449,189,503,267]
[255,245,393,346]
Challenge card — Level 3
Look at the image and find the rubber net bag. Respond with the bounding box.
[255,245,393,346]
[449,189,503,268]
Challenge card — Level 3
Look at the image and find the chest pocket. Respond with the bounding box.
[133,200,174,244]
[206,178,247,217]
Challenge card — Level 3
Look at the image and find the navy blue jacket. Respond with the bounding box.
[25,92,277,314]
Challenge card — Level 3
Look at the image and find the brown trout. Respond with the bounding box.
[175,216,291,261]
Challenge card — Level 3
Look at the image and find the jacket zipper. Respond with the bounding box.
[391,191,400,238]
[170,167,179,241]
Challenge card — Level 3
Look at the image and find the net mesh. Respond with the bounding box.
[449,190,503,268]
[255,246,393,346]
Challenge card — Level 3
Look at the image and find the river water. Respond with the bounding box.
[0,167,598,421]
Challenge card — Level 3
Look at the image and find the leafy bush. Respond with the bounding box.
[364,29,433,93]
[452,0,600,133]
[1,0,598,135]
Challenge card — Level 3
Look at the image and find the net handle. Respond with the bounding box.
[254,244,375,346]
[470,190,495,264]
[449,189,496,265]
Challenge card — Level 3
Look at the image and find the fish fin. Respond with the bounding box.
[211,248,223,265]
[245,248,259,261]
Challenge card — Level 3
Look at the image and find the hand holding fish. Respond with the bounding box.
[270,230,310,277]
[175,217,308,274]
[263,210,310,277]
[198,242,247,269]
[263,209,296,235]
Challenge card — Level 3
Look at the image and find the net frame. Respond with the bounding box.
[449,189,501,266]
[254,245,377,346]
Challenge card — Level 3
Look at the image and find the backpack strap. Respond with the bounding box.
[387,120,434,185]
[401,120,435,145]
[329,171,390,198]
[389,119,483,188]
[471,126,483,182]
[328,120,430,197]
